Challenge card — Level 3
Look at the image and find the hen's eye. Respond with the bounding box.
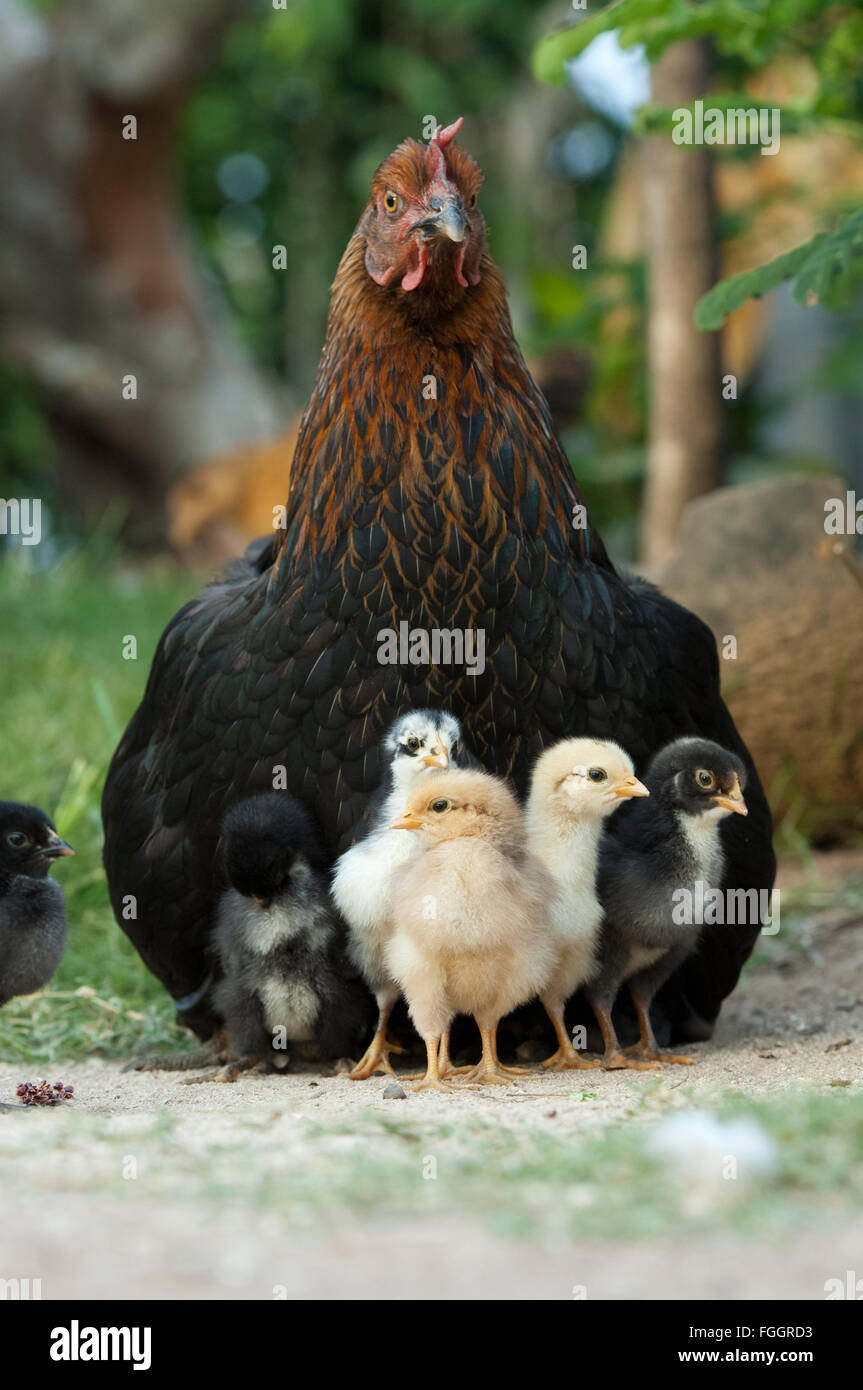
[6,831,29,848]
[469,193,477,209]
[588,768,606,783]
[696,769,715,789]
[384,191,399,213]
[406,736,421,753]
[430,799,449,814]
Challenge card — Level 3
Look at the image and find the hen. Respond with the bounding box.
[102,118,774,1043]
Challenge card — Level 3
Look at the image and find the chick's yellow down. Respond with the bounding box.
[526,738,648,1070]
[386,769,558,1090]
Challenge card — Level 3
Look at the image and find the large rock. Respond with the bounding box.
[660,476,863,838]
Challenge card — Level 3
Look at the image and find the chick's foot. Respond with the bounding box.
[624,1045,696,1066]
[122,1029,231,1074]
[541,1046,602,1071]
[603,1050,661,1072]
[410,1036,462,1092]
[180,1057,262,1085]
[347,1031,407,1080]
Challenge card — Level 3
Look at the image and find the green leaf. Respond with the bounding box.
[695,209,863,329]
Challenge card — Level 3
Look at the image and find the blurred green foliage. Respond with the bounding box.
[535,1,863,332]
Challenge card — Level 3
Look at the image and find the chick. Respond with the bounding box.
[332,710,475,1079]
[526,739,649,1070]
[387,769,557,1091]
[193,793,373,1082]
[0,802,73,1007]
[590,737,748,1069]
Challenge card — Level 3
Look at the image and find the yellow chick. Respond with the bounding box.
[386,769,558,1091]
[526,738,648,1070]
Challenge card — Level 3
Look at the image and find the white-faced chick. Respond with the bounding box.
[525,739,648,1070]
[386,769,558,1091]
[332,709,475,1079]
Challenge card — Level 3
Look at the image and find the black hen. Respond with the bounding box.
[102,121,774,1042]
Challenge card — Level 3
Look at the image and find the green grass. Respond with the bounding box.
[0,534,202,1059]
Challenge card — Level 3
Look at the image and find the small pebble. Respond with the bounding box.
[382,1082,407,1100]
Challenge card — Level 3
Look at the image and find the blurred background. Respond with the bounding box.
[0,0,861,1055]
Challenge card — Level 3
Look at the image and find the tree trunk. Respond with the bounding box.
[0,0,283,543]
[640,40,722,569]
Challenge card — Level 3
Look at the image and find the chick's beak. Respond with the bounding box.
[43,834,74,859]
[420,736,449,769]
[610,775,650,800]
[712,774,748,816]
[391,812,423,831]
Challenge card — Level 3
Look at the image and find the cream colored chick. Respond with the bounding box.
[387,769,558,1091]
[526,738,648,1070]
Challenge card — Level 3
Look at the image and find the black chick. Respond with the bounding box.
[202,793,374,1082]
[589,739,749,1070]
[0,803,73,1007]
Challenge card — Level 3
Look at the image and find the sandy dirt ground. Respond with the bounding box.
[1,854,861,1300]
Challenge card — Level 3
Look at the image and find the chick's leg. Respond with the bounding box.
[540,999,601,1071]
[459,1020,523,1086]
[625,983,696,1066]
[411,1036,459,1093]
[348,990,406,1080]
[438,1027,473,1078]
[588,994,660,1072]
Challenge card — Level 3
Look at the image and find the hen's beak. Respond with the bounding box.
[433,200,467,243]
[391,811,422,831]
[712,775,748,816]
[409,198,467,244]
[420,737,449,769]
[610,775,649,800]
[42,834,74,859]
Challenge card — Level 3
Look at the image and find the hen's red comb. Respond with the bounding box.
[428,116,464,179]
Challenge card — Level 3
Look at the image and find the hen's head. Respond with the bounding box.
[361,118,485,300]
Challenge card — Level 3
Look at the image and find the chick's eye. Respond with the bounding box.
[696,769,715,789]
[406,736,421,753]
[384,191,399,213]
[6,831,29,848]
[431,800,449,814]
[588,768,606,783]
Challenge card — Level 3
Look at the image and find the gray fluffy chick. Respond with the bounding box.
[589,738,748,1070]
[199,794,374,1083]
